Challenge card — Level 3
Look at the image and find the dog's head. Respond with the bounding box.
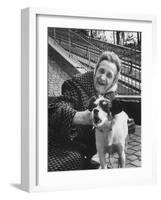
[91,96,112,127]
[89,96,123,128]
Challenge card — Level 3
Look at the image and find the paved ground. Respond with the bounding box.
[92,126,141,168]
[48,58,141,169]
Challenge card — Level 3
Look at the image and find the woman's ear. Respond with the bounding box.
[111,99,123,116]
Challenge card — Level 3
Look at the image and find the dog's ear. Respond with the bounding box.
[87,96,97,111]
[111,99,123,116]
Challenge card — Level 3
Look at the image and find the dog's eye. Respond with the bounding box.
[102,105,109,112]
[93,103,97,108]
[102,101,107,105]
[99,100,107,107]
[99,100,110,112]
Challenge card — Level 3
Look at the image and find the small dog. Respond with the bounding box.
[90,96,129,169]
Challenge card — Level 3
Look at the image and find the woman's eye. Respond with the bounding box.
[106,73,112,78]
[98,68,105,74]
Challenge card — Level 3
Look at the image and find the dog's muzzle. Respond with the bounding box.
[93,109,102,125]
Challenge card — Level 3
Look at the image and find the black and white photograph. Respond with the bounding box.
[20,7,157,192]
[47,28,141,172]
[1,0,159,196]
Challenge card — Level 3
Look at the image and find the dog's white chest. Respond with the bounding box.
[95,129,113,150]
[95,111,128,153]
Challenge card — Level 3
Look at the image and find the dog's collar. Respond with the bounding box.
[95,92,115,100]
[104,92,115,100]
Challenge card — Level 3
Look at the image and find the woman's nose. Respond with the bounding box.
[100,74,106,81]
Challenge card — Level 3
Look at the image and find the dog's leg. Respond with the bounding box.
[120,150,126,168]
[95,131,107,169]
[118,145,126,168]
[125,135,129,153]
[98,149,107,169]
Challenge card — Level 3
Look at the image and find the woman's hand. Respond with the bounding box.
[73,110,93,125]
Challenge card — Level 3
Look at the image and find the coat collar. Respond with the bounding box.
[73,71,117,100]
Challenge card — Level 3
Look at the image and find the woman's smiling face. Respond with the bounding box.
[94,60,117,95]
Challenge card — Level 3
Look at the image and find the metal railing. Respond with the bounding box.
[48,28,141,96]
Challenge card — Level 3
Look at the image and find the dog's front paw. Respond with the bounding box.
[98,165,102,169]
[99,165,108,169]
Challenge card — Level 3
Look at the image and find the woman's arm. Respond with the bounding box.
[49,79,92,141]
[73,110,92,125]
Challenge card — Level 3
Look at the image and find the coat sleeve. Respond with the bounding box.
[48,79,81,141]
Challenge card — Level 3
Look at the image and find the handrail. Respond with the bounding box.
[48,28,141,96]
[70,30,102,52]
[52,34,141,70]
[90,37,141,54]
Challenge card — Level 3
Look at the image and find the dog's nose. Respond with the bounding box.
[93,109,100,124]
[93,109,99,115]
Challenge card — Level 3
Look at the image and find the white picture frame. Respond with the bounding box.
[21,7,157,192]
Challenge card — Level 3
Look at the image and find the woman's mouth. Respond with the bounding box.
[97,80,106,86]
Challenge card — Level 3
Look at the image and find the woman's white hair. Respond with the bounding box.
[94,51,122,74]
[94,51,122,93]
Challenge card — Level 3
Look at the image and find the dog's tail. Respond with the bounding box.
[127,118,136,134]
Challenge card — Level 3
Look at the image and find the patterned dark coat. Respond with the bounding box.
[48,71,116,159]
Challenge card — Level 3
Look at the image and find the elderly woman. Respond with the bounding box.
[48,51,121,171]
